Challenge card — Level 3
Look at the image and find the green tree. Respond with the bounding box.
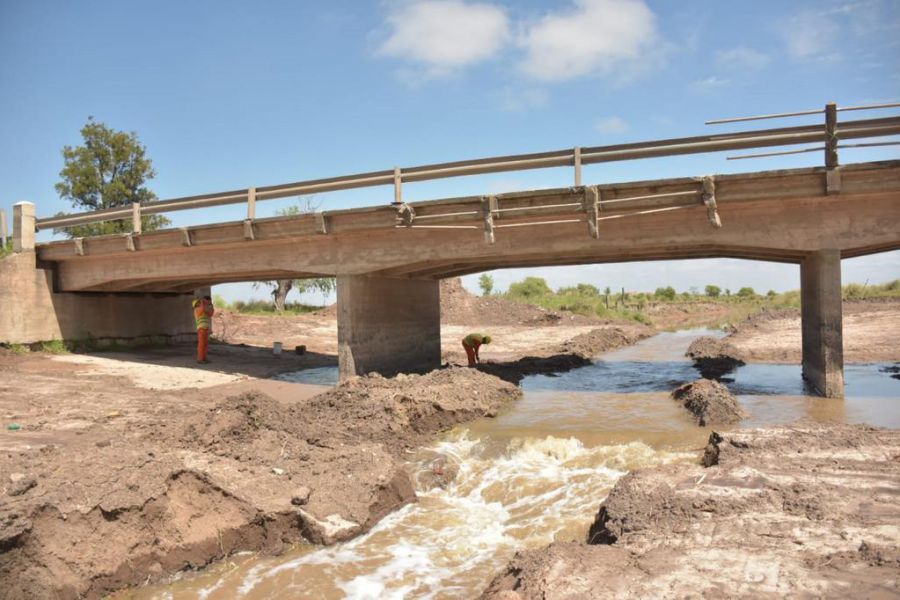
[258,199,336,311]
[705,285,721,298]
[507,277,552,299]
[767,290,777,298]
[54,117,169,238]
[576,283,600,296]
[736,287,756,298]
[478,273,494,297]
[654,286,676,300]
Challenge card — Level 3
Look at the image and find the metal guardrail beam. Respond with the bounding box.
[34,110,900,231]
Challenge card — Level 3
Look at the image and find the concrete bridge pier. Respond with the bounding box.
[800,249,844,398]
[336,275,441,380]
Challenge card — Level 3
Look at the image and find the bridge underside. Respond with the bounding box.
[29,160,900,396]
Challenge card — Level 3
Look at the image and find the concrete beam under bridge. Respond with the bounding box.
[336,276,441,380]
[801,249,844,398]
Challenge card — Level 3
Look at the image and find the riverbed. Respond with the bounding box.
[122,329,900,599]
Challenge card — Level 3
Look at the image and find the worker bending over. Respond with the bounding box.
[462,333,492,366]
[193,295,215,364]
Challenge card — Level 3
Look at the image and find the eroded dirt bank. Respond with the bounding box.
[483,423,900,599]
[726,298,900,363]
[0,361,519,599]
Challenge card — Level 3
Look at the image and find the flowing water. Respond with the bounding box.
[125,329,899,600]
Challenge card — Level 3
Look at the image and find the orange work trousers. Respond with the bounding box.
[462,341,478,366]
[197,328,209,362]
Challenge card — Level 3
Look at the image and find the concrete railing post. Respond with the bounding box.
[12,201,35,252]
[800,249,844,398]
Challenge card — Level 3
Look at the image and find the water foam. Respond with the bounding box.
[232,431,692,598]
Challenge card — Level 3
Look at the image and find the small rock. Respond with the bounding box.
[291,486,312,506]
[96,440,111,448]
[9,473,25,483]
[272,467,286,476]
[8,477,37,496]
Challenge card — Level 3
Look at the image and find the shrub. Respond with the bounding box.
[654,286,676,300]
[736,287,756,298]
[705,285,721,298]
[507,277,552,300]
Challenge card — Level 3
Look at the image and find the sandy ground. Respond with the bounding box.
[727,298,900,363]
[0,306,649,600]
[483,424,900,599]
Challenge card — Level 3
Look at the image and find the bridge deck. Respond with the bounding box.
[36,160,900,293]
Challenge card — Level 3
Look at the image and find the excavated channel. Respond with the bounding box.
[123,329,900,599]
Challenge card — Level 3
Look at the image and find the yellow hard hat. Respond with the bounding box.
[483,335,492,344]
[192,299,201,307]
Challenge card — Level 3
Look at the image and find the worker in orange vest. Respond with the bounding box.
[193,295,215,364]
[462,333,491,366]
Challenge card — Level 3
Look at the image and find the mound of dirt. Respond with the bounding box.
[685,335,745,378]
[484,424,900,599]
[477,325,653,384]
[441,278,601,327]
[0,368,520,600]
[671,378,747,426]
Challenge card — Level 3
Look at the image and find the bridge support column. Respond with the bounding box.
[800,249,844,398]
[337,275,441,380]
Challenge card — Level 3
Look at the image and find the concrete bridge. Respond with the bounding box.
[3,105,899,398]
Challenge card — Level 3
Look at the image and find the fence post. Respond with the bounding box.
[393,167,402,205]
[574,147,582,186]
[247,187,257,220]
[132,202,142,234]
[12,201,35,252]
[824,102,838,169]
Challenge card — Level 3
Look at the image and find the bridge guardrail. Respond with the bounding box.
[33,102,900,233]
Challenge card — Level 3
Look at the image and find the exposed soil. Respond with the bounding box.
[439,278,602,327]
[671,378,748,426]
[482,423,900,599]
[727,298,900,363]
[0,351,520,600]
[475,325,653,384]
[685,335,746,379]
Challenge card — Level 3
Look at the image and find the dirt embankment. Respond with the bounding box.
[483,423,900,599]
[685,336,746,378]
[671,378,747,426]
[726,298,900,363]
[476,325,653,384]
[0,365,520,600]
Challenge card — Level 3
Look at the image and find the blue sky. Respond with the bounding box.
[1,0,898,303]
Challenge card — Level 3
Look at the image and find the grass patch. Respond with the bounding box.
[230,299,324,315]
[499,276,900,330]
[40,339,70,354]
[0,239,12,260]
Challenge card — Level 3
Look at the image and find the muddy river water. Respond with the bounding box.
[125,329,899,599]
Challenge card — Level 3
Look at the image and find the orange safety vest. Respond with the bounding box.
[463,333,485,348]
[193,302,214,330]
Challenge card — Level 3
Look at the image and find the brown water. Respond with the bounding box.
[121,329,900,599]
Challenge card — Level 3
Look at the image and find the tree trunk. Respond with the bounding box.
[273,279,293,312]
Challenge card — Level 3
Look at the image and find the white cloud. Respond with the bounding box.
[518,0,662,82]
[594,116,629,135]
[691,76,731,92]
[377,1,510,77]
[715,47,771,70]
[495,87,550,112]
[780,10,838,59]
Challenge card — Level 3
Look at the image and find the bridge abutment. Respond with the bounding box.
[337,275,441,380]
[800,249,844,398]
